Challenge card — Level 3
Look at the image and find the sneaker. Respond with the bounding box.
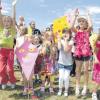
[75,86,80,96]
[23,87,28,96]
[64,91,68,97]
[2,84,6,90]
[81,87,87,96]
[57,91,62,96]
[40,86,45,92]
[10,84,16,89]
[92,92,98,100]
[49,87,54,93]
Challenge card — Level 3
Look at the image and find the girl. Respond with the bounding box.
[33,35,43,84]
[71,9,92,96]
[0,0,16,89]
[40,31,57,93]
[91,29,100,100]
[57,29,73,97]
[15,26,36,96]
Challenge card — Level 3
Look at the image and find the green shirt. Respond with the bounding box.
[0,25,16,48]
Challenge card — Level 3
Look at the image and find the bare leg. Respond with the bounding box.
[81,60,89,95]
[75,60,83,96]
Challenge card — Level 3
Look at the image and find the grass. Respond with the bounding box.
[0,68,100,100]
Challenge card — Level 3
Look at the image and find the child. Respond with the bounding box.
[15,27,37,95]
[28,21,41,36]
[16,16,25,37]
[90,29,100,100]
[57,29,73,97]
[71,9,92,96]
[40,31,56,93]
[17,16,25,28]
[33,35,43,84]
[0,0,16,89]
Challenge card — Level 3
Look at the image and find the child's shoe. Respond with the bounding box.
[10,84,16,89]
[92,92,98,100]
[49,87,54,93]
[57,90,62,96]
[2,84,6,90]
[81,86,87,96]
[64,91,68,97]
[75,86,80,97]
[7,83,16,89]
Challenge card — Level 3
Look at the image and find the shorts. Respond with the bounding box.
[58,63,72,71]
[74,56,90,61]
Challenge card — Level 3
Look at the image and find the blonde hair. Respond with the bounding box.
[3,16,13,26]
[77,17,88,29]
[94,29,100,53]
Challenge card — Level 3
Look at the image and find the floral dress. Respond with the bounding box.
[43,45,54,75]
[74,31,91,57]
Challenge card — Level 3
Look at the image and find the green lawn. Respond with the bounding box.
[0,68,100,100]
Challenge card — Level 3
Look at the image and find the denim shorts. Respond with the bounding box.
[58,63,73,71]
[74,56,90,61]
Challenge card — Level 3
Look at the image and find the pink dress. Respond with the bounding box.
[93,41,100,83]
[43,46,54,75]
[74,31,91,57]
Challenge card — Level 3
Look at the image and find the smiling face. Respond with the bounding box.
[78,18,88,30]
[34,36,40,44]
[62,29,71,40]
[3,16,13,29]
[20,26,27,36]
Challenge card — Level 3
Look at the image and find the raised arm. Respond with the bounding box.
[71,9,79,33]
[57,34,62,50]
[86,11,93,32]
[12,0,17,26]
[0,0,3,26]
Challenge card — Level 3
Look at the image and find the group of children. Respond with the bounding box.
[0,1,100,100]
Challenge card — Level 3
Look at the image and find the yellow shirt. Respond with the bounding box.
[0,25,16,48]
[28,26,32,35]
[89,33,98,52]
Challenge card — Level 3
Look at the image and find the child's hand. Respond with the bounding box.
[12,0,18,6]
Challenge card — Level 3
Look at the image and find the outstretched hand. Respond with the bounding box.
[12,0,18,6]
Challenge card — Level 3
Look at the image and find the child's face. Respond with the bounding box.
[3,16,12,29]
[78,19,88,29]
[30,22,35,29]
[20,26,26,35]
[34,36,39,44]
[62,33,70,40]
[19,16,24,22]
[62,30,70,40]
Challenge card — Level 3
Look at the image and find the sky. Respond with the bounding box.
[1,0,100,32]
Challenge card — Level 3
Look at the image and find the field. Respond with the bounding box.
[0,68,100,100]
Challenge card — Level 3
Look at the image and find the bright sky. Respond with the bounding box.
[1,0,100,32]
